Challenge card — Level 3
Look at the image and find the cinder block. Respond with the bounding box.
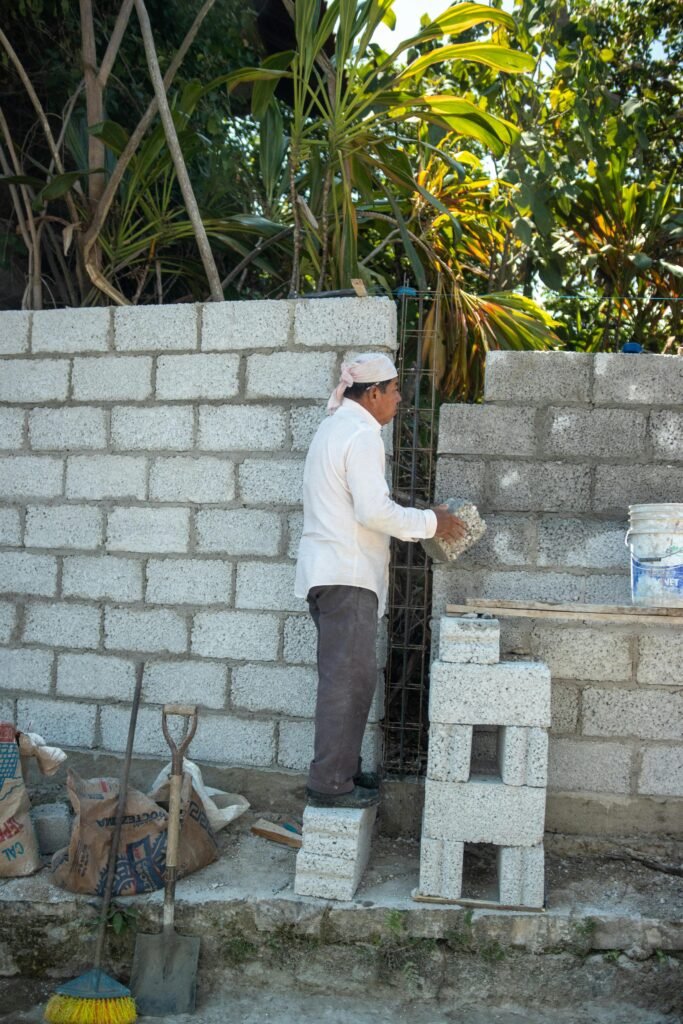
[32,307,110,353]
[232,664,317,716]
[0,408,24,449]
[111,406,194,450]
[0,508,21,546]
[550,683,580,735]
[0,648,52,693]
[283,615,317,664]
[29,408,108,451]
[295,805,376,900]
[246,352,336,399]
[544,408,647,459]
[100,704,166,756]
[149,456,235,503]
[62,555,143,602]
[201,299,291,350]
[487,460,591,513]
[436,568,586,607]
[637,633,683,687]
[419,836,464,899]
[499,726,548,787]
[0,456,63,499]
[531,626,632,682]
[426,724,473,783]
[582,688,683,741]
[190,712,276,766]
[637,746,683,797]
[293,296,396,349]
[195,509,282,556]
[582,573,631,605]
[290,406,326,451]
[239,458,304,504]
[439,616,500,664]
[25,505,103,550]
[434,459,486,507]
[0,310,30,354]
[107,507,190,554]
[0,552,57,596]
[454,516,534,569]
[300,804,377,859]
[198,405,287,451]
[192,610,279,661]
[66,455,146,500]
[650,411,683,461]
[72,355,152,400]
[57,652,136,699]
[142,660,227,709]
[0,601,15,643]
[30,803,72,855]
[146,557,232,605]
[105,607,188,654]
[114,303,197,351]
[287,511,303,559]
[24,601,101,649]
[484,351,591,404]
[497,844,544,908]
[536,518,628,570]
[156,353,239,400]
[16,697,96,748]
[277,719,381,772]
[423,778,546,846]
[438,405,536,457]
[0,359,69,402]
[236,562,302,611]
[548,738,632,795]
[429,660,551,728]
[593,352,683,405]
[594,464,683,513]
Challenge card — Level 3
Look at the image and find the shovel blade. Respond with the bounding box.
[131,930,200,1016]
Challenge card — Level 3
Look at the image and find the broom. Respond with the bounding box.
[44,677,142,1024]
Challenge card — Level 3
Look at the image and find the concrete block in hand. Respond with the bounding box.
[30,803,71,856]
[429,660,551,728]
[497,844,545,908]
[423,777,546,846]
[421,501,486,563]
[419,836,464,900]
[499,726,548,788]
[439,615,500,664]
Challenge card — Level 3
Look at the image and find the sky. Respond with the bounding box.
[372,0,515,51]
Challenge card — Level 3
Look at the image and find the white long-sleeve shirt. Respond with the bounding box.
[294,399,437,616]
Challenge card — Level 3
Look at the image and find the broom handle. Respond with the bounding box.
[93,673,143,975]
[161,705,198,934]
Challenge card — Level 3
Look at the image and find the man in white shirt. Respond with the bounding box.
[295,353,466,807]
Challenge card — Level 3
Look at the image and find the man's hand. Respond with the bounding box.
[431,504,468,543]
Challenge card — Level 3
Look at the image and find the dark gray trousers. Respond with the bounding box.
[306,585,378,794]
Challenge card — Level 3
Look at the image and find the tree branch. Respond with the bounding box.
[98,0,135,87]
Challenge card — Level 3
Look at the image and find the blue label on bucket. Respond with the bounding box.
[631,556,683,604]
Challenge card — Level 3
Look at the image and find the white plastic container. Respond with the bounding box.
[626,503,683,607]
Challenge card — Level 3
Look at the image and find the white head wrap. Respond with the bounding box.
[327,353,398,414]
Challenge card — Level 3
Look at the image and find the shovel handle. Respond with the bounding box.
[161,704,197,931]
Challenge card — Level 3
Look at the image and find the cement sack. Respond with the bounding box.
[52,769,218,896]
[0,722,41,877]
[149,758,249,832]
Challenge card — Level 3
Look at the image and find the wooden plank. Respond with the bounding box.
[250,818,302,849]
[411,889,546,913]
[445,600,683,626]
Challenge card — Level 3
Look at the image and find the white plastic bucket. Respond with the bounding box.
[626,503,683,607]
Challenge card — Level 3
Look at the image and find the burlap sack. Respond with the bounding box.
[0,723,41,877]
[52,769,218,896]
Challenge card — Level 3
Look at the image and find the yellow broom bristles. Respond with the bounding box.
[44,992,137,1024]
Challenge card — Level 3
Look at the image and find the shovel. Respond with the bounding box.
[130,703,200,1016]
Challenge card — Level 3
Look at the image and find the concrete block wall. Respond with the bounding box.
[0,298,396,773]
[433,351,683,835]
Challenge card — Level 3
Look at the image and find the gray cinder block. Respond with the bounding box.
[426,724,473,783]
[295,805,376,901]
[30,803,71,856]
[439,616,500,665]
[419,836,464,899]
[499,726,548,788]
[429,660,551,728]
[423,778,546,846]
[497,844,545,908]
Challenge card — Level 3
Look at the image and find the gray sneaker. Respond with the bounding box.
[305,785,380,808]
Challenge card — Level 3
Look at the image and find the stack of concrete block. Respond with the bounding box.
[294,804,377,901]
[419,615,550,908]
